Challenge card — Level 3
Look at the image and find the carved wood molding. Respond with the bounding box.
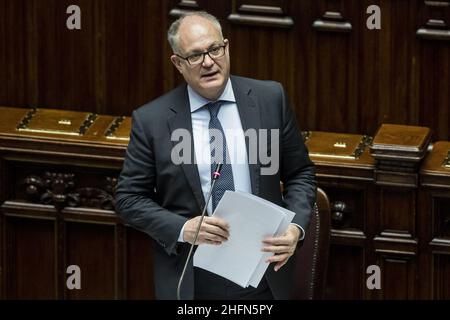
[373,236,418,256]
[370,124,432,172]
[330,229,366,241]
[374,170,419,187]
[417,19,450,41]
[424,1,450,6]
[330,201,352,228]
[16,109,97,136]
[227,4,294,28]
[105,116,126,139]
[305,132,372,160]
[23,172,117,211]
[169,0,200,18]
[79,113,98,135]
[417,1,450,41]
[16,108,37,130]
[442,151,450,168]
[312,11,352,33]
[354,135,373,158]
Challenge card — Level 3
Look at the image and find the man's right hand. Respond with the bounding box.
[183,216,230,245]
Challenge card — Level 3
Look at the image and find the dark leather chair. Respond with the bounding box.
[291,187,331,299]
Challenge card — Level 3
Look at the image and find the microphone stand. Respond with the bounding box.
[176,163,223,300]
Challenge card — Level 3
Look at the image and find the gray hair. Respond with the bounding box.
[167,11,224,54]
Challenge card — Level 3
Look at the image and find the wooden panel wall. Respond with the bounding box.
[1,0,450,139]
[0,0,174,114]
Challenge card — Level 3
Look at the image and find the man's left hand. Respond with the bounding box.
[262,225,301,272]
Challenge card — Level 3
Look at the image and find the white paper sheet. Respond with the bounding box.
[193,190,295,288]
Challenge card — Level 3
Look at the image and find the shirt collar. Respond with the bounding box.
[187,78,236,113]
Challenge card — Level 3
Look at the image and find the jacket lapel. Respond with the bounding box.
[231,76,261,196]
[167,85,205,212]
[166,77,262,211]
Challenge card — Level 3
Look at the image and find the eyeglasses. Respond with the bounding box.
[176,43,227,66]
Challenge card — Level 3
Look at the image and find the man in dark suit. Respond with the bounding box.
[115,11,316,300]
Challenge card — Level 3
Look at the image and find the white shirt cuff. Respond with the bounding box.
[178,221,188,242]
[290,223,306,241]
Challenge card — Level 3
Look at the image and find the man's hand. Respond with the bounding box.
[183,216,230,245]
[262,225,301,272]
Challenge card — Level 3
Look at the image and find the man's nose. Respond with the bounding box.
[202,53,215,67]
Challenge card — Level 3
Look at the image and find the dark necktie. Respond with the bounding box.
[207,101,235,211]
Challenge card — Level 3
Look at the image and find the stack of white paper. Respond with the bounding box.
[193,190,295,288]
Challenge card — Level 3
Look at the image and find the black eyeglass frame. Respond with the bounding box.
[175,42,228,66]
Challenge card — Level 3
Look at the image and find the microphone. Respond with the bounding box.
[176,163,223,300]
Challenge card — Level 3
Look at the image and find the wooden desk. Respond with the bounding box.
[0,107,154,299]
[1,106,449,299]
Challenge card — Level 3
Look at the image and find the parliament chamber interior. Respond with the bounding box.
[1,0,450,300]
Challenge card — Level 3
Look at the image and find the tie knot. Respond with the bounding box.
[207,101,222,120]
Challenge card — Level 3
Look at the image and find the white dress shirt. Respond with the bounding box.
[189,78,252,215]
[178,78,304,242]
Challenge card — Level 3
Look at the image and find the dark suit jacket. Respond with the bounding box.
[115,75,316,299]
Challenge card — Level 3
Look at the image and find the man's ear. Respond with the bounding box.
[170,55,183,74]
